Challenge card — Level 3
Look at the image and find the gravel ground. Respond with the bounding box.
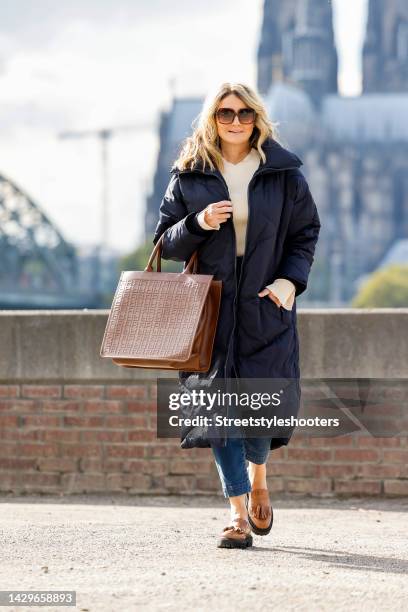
[0,493,407,612]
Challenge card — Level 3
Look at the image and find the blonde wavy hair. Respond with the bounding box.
[172,82,280,173]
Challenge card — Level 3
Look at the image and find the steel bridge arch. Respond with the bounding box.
[0,173,78,295]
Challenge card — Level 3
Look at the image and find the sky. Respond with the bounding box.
[0,0,368,254]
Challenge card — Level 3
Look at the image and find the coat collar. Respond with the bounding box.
[172,136,303,176]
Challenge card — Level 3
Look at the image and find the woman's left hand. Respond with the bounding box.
[258,287,281,307]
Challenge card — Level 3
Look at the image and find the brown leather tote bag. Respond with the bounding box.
[100,233,222,372]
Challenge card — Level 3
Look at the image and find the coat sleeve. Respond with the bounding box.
[152,172,216,261]
[275,171,321,297]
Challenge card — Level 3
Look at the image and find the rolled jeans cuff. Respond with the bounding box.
[245,451,270,465]
[221,476,252,498]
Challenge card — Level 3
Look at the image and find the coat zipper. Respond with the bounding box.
[185,169,239,385]
[221,164,299,381]
[222,165,271,381]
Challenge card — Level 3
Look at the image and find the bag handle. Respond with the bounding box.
[144,232,198,274]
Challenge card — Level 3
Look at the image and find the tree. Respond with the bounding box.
[118,235,182,273]
[352,265,408,307]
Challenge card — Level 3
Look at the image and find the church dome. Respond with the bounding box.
[265,81,317,147]
[266,81,317,124]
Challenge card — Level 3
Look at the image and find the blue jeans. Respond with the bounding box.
[211,437,271,497]
[211,254,271,498]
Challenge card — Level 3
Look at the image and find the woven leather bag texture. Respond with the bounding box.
[100,233,222,372]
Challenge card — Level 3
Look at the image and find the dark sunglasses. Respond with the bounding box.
[215,107,256,125]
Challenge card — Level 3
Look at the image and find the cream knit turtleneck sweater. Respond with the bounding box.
[196,148,296,310]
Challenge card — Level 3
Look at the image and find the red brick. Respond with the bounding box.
[126,400,157,414]
[144,460,169,476]
[145,446,171,458]
[21,385,62,399]
[60,444,101,458]
[64,416,105,428]
[0,400,37,413]
[315,464,355,478]
[0,386,19,398]
[42,400,81,413]
[61,473,106,492]
[196,477,219,492]
[105,445,145,458]
[267,477,285,493]
[106,385,147,400]
[355,436,401,448]
[10,484,59,493]
[163,475,195,493]
[0,414,19,427]
[18,443,59,457]
[383,450,408,463]
[81,430,126,443]
[22,415,61,427]
[103,459,124,473]
[334,480,382,495]
[105,473,130,490]
[0,443,19,457]
[169,460,211,475]
[105,415,147,429]
[122,460,145,473]
[37,458,78,472]
[1,472,61,487]
[83,400,123,414]
[27,473,61,486]
[64,385,104,399]
[286,448,332,462]
[42,429,81,442]
[355,464,404,478]
[127,474,152,492]
[0,429,42,441]
[0,458,37,470]
[128,430,156,442]
[287,435,309,447]
[270,447,287,460]
[334,449,379,462]
[309,435,354,447]
[149,476,166,490]
[285,479,332,494]
[79,458,104,472]
[384,480,408,495]
[149,383,157,400]
[268,462,317,477]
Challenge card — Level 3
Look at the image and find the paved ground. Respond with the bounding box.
[0,493,407,612]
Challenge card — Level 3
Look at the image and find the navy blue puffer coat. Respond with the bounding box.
[153,137,321,451]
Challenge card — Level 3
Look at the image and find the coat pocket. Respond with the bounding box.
[258,295,291,341]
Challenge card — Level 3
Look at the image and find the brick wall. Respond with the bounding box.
[1,380,407,498]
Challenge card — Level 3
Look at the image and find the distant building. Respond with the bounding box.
[145,0,408,304]
[144,98,203,240]
[257,0,338,108]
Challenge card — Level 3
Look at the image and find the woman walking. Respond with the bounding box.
[153,82,321,548]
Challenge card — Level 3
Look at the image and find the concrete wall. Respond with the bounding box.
[0,309,407,497]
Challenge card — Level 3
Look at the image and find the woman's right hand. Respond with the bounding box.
[202,201,233,229]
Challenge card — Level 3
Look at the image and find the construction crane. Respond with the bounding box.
[58,123,154,249]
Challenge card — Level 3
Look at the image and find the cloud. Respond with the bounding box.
[0,0,368,251]
[0,0,232,49]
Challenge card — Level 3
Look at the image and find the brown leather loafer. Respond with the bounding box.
[246,489,273,536]
[217,518,253,549]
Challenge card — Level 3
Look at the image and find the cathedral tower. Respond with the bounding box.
[257,0,338,106]
[363,0,408,92]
